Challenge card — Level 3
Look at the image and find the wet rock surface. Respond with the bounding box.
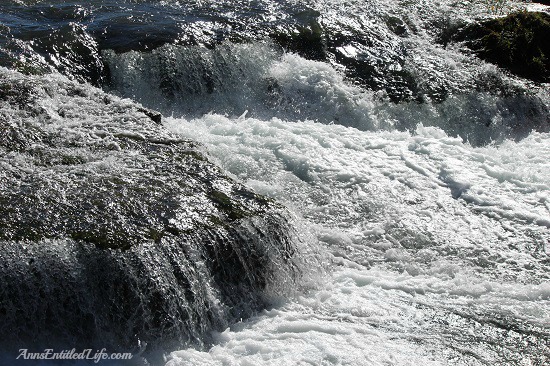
[454,11,550,83]
[0,69,300,356]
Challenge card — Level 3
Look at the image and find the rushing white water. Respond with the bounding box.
[1,0,548,364]
[162,57,550,364]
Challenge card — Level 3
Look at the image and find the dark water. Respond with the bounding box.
[0,0,319,83]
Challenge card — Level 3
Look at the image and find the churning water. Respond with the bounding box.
[0,0,548,365]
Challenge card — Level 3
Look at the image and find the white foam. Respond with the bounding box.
[164,110,550,364]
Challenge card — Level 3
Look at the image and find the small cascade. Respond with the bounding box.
[0,69,306,358]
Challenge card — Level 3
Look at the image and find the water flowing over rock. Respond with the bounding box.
[0,68,302,357]
[0,1,549,365]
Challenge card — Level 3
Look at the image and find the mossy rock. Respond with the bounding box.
[0,69,301,356]
[456,11,550,82]
[0,70,287,253]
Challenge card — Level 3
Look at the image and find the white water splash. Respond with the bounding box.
[164,111,550,365]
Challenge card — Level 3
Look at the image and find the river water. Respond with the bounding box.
[0,0,548,365]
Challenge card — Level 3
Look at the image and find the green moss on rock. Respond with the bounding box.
[0,71,284,251]
[457,11,550,82]
[209,190,248,221]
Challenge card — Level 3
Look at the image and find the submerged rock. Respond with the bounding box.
[455,11,550,82]
[0,68,302,357]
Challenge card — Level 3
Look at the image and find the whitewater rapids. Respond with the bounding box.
[163,108,549,365]
[0,0,548,364]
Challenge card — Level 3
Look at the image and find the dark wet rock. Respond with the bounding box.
[137,106,162,124]
[268,7,421,102]
[455,11,550,82]
[271,10,328,61]
[384,15,412,37]
[0,69,301,356]
[0,0,422,103]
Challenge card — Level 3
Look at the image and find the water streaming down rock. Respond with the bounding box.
[0,0,549,365]
[96,0,548,145]
[0,68,307,359]
[3,0,549,129]
[104,42,549,146]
